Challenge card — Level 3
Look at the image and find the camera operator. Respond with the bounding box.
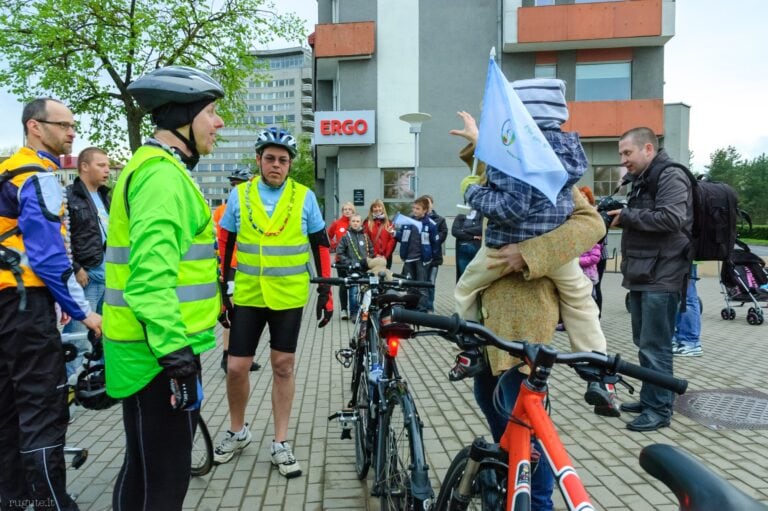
[607,127,693,432]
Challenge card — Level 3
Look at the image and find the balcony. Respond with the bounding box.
[301,95,312,106]
[302,83,312,94]
[563,99,664,138]
[313,21,375,80]
[504,0,674,52]
[302,108,314,118]
[302,120,315,131]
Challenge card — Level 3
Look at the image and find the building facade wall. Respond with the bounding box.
[314,0,685,257]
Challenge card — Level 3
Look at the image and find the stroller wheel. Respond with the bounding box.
[721,308,736,320]
[747,310,763,325]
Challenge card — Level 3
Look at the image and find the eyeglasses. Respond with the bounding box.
[262,154,290,165]
[34,119,78,131]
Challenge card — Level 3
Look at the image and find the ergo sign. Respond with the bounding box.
[319,118,368,136]
[315,110,375,145]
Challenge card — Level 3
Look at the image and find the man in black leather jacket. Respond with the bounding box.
[64,147,111,376]
[607,127,692,432]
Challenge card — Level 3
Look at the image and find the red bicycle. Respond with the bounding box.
[391,308,767,511]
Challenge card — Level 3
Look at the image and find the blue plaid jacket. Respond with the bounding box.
[465,129,587,248]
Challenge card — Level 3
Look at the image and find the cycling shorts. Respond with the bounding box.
[228,305,303,356]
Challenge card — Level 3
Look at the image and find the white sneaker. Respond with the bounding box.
[214,424,252,464]
[271,441,302,478]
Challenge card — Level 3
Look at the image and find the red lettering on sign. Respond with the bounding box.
[320,118,369,136]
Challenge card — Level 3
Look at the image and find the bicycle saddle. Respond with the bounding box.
[639,443,767,511]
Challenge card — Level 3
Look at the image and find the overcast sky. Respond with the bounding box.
[2,0,765,172]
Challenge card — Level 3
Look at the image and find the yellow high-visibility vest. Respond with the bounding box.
[234,177,310,309]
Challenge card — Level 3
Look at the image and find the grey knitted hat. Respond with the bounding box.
[511,78,569,129]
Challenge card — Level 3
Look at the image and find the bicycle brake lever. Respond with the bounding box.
[614,375,635,395]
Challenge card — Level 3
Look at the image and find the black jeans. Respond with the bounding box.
[0,289,77,511]
[113,371,199,511]
[401,261,430,312]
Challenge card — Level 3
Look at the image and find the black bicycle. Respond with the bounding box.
[61,332,214,477]
[314,270,435,510]
[390,308,767,511]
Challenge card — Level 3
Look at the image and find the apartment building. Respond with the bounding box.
[311,0,689,256]
[198,46,313,206]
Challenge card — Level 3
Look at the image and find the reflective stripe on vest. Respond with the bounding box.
[102,145,219,342]
[234,177,311,309]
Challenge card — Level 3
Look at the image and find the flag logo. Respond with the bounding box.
[501,119,515,146]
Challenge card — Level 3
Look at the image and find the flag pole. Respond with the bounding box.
[459,47,496,211]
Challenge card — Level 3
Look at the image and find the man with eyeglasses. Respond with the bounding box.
[0,97,102,511]
[214,127,333,479]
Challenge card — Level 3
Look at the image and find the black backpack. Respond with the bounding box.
[650,163,747,261]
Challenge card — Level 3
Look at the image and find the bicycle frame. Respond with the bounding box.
[502,381,592,511]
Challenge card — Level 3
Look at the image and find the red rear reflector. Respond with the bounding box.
[387,337,400,357]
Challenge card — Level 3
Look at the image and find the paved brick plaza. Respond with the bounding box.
[65,268,768,510]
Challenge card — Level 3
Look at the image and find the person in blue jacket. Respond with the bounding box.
[0,97,101,511]
[395,195,441,311]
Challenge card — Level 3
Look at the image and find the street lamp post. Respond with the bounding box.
[399,112,431,198]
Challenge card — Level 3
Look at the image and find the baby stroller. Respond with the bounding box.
[719,239,768,325]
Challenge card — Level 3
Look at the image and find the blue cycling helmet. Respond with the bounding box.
[254,127,298,158]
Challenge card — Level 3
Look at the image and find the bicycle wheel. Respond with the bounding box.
[353,360,372,479]
[191,415,214,477]
[377,383,433,510]
[434,446,508,511]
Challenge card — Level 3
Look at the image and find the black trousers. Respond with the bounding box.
[113,371,199,511]
[0,289,77,511]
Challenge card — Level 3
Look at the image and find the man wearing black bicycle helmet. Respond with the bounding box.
[103,65,224,509]
[214,126,333,478]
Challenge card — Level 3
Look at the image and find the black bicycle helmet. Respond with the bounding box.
[75,363,118,411]
[127,65,224,112]
[254,127,298,158]
[228,168,253,182]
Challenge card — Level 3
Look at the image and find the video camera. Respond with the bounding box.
[596,196,626,230]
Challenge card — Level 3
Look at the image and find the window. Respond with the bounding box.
[382,169,415,200]
[534,0,555,5]
[593,166,628,197]
[535,64,556,79]
[575,62,630,101]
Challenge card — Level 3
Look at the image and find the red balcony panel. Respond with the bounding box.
[314,22,375,59]
[563,99,664,138]
[519,0,662,44]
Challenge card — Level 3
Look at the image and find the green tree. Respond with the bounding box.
[289,133,315,191]
[0,0,304,154]
[707,147,768,225]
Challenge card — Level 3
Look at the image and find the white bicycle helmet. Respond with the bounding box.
[254,127,298,158]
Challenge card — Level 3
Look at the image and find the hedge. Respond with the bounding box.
[738,224,768,240]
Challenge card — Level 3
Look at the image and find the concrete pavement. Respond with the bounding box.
[65,266,768,510]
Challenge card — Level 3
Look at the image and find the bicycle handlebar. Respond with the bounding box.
[391,309,688,395]
[311,275,434,289]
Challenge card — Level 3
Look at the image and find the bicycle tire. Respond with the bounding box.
[434,446,508,511]
[353,354,372,479]
[191,415,214,477]
[377,383,433,510]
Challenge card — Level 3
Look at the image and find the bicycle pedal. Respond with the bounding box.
[71,449,89,469]
[334,348,355,368]
[340,428,352,440]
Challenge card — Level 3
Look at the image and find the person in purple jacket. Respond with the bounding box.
[0,98,101,511]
